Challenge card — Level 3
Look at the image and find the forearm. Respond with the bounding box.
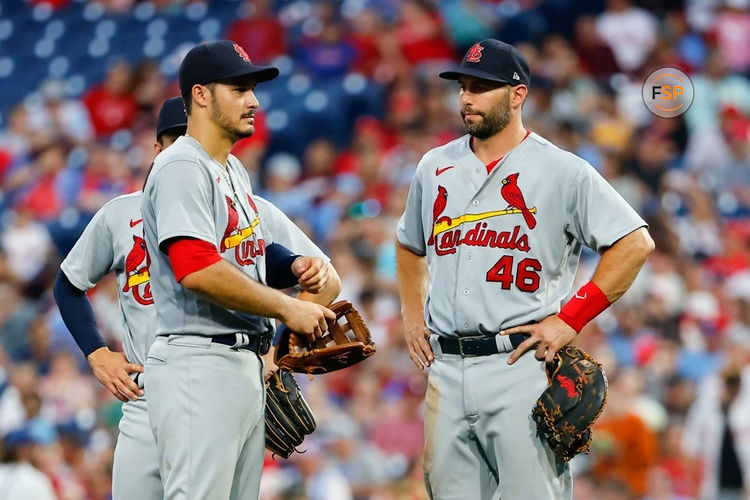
[396,241,429,321]
[297,263,341,305]
[591,227,654,302]
[181,259,293,320]
[52,270,106,357]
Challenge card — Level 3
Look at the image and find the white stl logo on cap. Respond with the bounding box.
[233,43,252,63]
[465,43,484,63]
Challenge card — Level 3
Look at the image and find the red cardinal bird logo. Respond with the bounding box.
[221,196,240,252]
[500,173,537,229]
[428,186,452,245]
[556,374,579,398]
[123,235,148,292]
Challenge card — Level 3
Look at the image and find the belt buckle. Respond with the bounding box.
[458,338,467,356]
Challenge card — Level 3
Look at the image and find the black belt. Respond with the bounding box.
[212,333,271,355]
[438,334,529,357]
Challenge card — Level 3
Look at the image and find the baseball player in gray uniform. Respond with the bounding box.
[141,40,336,499]
[396,39,655,500]
[55,97,340,500]
[53,97,187,500]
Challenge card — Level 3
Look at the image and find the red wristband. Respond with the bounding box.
[558,281,611,333]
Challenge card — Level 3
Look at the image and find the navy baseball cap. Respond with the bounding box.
[156,97,188,138]
[440,39,530,87]
[179,40,280,98]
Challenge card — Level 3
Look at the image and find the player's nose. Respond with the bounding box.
[459,90,473,107]
[245,90,260,109]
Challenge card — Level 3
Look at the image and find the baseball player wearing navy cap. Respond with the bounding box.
[396,39,654,499]
[55,93,340,499]
[53,97,186,500]
[141,40,337,499]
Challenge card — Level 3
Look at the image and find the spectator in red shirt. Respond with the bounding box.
[349,9,386,77]
[395,0,455,67]
[18,144,67,221]
[83,61,138,138]
[225,0,288,64]
[573,15,620,79]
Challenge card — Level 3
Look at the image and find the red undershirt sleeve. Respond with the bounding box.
[165,237,223,283]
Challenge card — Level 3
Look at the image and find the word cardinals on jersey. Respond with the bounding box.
[428,175,537,257]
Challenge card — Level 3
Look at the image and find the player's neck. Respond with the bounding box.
[186,121,235,167]
[470,119,527,165]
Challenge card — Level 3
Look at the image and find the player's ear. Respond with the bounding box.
[191,84,211,110]
[153,141,162,155]
[511,85,528,110]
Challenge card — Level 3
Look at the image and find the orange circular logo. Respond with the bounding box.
[642,67,694,118]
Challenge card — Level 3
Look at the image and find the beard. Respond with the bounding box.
[210,93,254,143]
[461,92,512,139]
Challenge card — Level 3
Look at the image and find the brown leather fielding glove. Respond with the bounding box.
[532,345,608,462]
[275,300,376,375]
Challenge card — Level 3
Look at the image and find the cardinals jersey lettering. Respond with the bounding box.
[396,132,646,338]
[61,192,155,366]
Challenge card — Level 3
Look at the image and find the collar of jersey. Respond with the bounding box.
[180,134,239,171]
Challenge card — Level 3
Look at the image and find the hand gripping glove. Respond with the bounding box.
[274,300,376,375]
[264,369,316,458]
[532,345,608,462]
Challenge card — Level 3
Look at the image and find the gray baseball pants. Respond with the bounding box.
[112,392,162,500]
[145,335,265,500]
[423,334,572,500]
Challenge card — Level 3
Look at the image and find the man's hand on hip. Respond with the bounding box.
[87,347,144,402]
[500,315,577,365]
[403,318,433,370]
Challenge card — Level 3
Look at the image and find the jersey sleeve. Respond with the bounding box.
[396,163,426,255]
[255,196,329,262]
[60,206,115,291]
[568,161,647,252]
[149,160,216,248]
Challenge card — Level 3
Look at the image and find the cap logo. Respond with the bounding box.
[233,43,252,63]
[465,43,484,63]
[513,71,520,80]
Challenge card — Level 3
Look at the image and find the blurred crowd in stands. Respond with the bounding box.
[1,0,750,498]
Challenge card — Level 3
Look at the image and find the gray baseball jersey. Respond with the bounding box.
[141,135,274,337]
[61,192,155,366]
[397,132,646,338]
[61,182,329,500]
[62,190,329,363]
[61,191,161,500]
